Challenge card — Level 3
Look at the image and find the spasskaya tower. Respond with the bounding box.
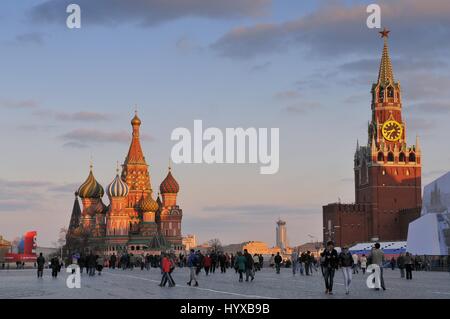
[323,29,422,246]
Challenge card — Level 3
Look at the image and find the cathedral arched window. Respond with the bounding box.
[377,152,384,162]
[387,86,394,98]
[387,152,394,162]
[399,153,406,162]
[409,153,416,162]
[378,88,384,101]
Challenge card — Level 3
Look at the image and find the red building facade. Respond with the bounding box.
[323,29,422,247]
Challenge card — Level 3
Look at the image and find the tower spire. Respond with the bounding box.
[125,111,146,164]
[377,28,394,85]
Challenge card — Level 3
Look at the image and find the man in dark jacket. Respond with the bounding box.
[50,256,59,278]
[397,254,405,278]
[36,253,45,278]
[321,241,338,295]
[110,254,117,269]
[243,249,254,281]
[274,252,282,274]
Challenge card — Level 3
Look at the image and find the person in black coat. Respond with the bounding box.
[50,256,59,278]
[321,241,339,295]
[243,249,255,281]
[36,253,45,278]
[274,252,282,274]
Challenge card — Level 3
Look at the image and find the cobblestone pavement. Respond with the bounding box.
[1,267,449,299]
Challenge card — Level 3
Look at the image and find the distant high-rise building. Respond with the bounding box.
[276,219,287,250]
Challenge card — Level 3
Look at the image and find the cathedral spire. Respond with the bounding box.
[377,28,394,86]
[68,192,82,231]
[125,110,146,165]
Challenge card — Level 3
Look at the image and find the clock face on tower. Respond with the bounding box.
[382,120,403,141]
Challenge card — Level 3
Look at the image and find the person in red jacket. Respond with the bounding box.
[203,254,212,276]
[159,253,175,287]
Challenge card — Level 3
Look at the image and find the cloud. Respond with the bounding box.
[250,61,271,73]
[202,204,313,217]
[0,98,38,109]
[33,110,111,122]
[0,200,30,212]
[62,141,89,149]
[30,0,270,27]
[406,117,437,132]
[60,128,154,145]
[274,90,301,100]
[410,102,450,114]
[283,101,321,114]
[14,32,46,46]
[55,111,111,122]
[211,0,450,59]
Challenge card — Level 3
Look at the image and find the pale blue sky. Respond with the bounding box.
[1,0,450,247]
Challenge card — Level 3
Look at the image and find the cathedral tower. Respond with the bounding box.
[354,29,422,241]
[78,165,106,232]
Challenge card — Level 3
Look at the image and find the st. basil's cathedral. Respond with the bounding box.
[66,112,184,255]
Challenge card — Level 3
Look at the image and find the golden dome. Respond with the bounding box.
[131,112,141,126]
[78,167,104,199]
[140,192,159,212]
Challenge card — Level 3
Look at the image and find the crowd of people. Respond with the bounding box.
[28,243,450,296]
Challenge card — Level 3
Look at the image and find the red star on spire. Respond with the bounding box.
[379,27,390,38]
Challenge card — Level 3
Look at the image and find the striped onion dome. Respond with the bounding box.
[160,169,179,194]
[78,168,104,199]
[140,192,159,212]
[107,174,129,198]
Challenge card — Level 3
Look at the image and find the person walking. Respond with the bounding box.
[244,249,255,281]
[50,256,59,278]
[269,254,275,268]
[253,254,260,272]
[321,241,338,295]
[37,253,45,278]
[110,253,117,269]
[219,253,227,273]
[88,252,97,276]
[187,249,199,287]
[159,254,175,287]
[203,254,212,276]
[338,246,354,295]
[397,253,405,278]
[369,243,386,291]
[404,252,413,280]
[235,251,246,282]
[274,252,282,274]
[390,257,396,271]
[259,255,264,269]
[360,254,367,274]
[352,253,359,274]
[291,251,299,276]
[96,255,104,275]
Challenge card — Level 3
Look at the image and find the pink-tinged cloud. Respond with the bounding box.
[30,0,270,27]
[211,0,450,59]
[0,98,38,108]
[61,128,154,145]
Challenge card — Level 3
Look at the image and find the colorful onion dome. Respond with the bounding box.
[107,174,129,198]
[78,167,104,199]
[140,192,159,212]
[160,169,179,194]
[131,111,141,126]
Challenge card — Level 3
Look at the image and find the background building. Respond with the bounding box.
[0,235,11,263]
[323,30,421,247]
[182,234,197,251]
[276,219,288,251]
